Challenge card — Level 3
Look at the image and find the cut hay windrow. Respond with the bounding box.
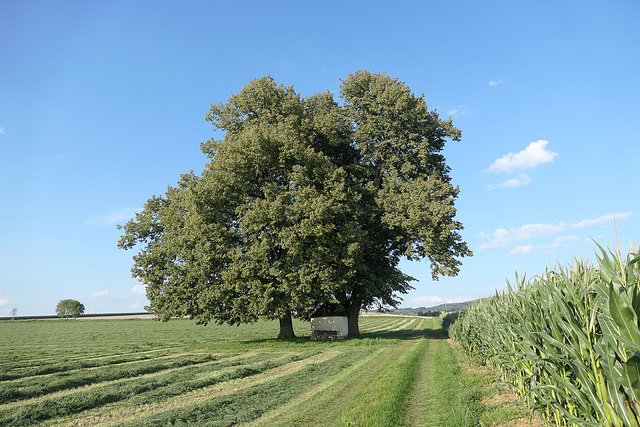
[42,349,343,427]
[451,243,640,426]
[0,349,325,426]
[0,352,237,405]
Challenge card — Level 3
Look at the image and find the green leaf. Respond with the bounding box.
[609,282,640,351]
[599,343,633,427]
[624,355,640,398]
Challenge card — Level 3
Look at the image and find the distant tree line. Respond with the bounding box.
[416,310,441,317]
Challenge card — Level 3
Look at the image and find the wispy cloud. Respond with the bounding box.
[91,290,110,298]
[131,285,146,295]
[508,245,534,255]
[478,223,564,250]
[490,173,532,189]
[0,299,9,306]
[488,140,558,173]
[0,127,5,134]
[570,212,632,229]
[448,104,469,118]
[130,302,142,310]
[34,154,63,164]
[508,235,579,256]
[85,208,139,227]
[488,80,503,87]
[479,211,632,255]
[413,295,445,304]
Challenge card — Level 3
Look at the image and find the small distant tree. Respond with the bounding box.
[10,307,17,321]
[56,299,85,319]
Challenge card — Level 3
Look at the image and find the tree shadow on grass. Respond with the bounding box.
[204,318,446,349]
[357,323,446,341]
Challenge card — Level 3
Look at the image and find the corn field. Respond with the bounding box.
[451,243,640,426]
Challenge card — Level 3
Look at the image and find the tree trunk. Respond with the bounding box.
[347,298,363,336]
[277,313,296,340]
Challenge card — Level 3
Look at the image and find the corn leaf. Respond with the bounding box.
[609,283,640,351]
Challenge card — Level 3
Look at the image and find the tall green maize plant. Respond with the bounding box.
[450,244,640,426]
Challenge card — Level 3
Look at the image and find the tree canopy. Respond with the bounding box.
[334,71,472,333]
[118,71,471,338]
[56,299,85,319]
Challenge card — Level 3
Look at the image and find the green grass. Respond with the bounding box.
[401,322,482,427]
[254,319,434,427]
[0,315,502,426]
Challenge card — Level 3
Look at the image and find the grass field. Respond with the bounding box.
[0,315,535,426]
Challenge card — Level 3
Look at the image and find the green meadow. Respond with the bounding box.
[0,316,533,426]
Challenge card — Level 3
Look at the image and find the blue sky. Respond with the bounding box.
[1,1,639,316]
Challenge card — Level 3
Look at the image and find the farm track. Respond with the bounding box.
[402,319,443,426]
[0,316,461,426]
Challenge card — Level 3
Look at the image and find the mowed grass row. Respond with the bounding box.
[250,319,439,427]
[0,315,444,426]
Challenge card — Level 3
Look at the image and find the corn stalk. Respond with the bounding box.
[450,243,640,426]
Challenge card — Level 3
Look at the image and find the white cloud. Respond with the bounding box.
[130,302,142,310]
[448,105,469,117]
[91,290,110,298]
[479,213,630,257]
[131,285,146,295]
[34,154,63,164]
[488,140,558,173]
[570,212,632,229]
[0,298,9,306]
[508,235,578,256]
[508,245,534,255]
[0,127,4,134]
[413,295,444,304]
[478,223,564,250]
[491,173,532,189]
[488,80,503,86]
[85,208,139,227]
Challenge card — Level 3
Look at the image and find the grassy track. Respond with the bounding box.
[402,321,481,426]
[0,315,487,426]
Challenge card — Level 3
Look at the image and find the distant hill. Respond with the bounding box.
[389,299,483,316]
[424,300,478,312]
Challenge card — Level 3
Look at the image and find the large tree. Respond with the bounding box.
[119,77,360,339]
[118,71,471,338]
